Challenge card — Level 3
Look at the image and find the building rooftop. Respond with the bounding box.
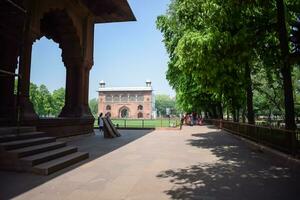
[81,0,136,23]
[98,87,152,92]
[98,81,153,92]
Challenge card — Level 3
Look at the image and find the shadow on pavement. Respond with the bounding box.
[0,129,153,199]
[157,130,300,200]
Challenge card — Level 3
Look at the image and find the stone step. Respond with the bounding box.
[33,152,89,175]
[20,146,78,166]
[0,132,47,143]
[0,126,36,135]
[0,137,56,151]
[8,141,66,158]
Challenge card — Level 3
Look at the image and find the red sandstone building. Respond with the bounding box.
[98,81,155,119]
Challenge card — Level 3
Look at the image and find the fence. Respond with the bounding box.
[205,119,300,155]
[110,118,180,129]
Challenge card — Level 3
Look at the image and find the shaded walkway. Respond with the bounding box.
[1,126,300,199]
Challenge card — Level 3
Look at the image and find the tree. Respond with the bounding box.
[36,84,52,117]
[29,82,39,113]
[157,0,259,122]
[155,94,177,117]
[157,0,300,127]
[89,98,98,117]
[253,66,284,120]
[29,83,65,117]
[52,88,65,117]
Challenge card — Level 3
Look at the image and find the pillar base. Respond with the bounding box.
[37,117,94,137]
[59,104,93,119]
[20,98,39,125]
[0,106,16,126]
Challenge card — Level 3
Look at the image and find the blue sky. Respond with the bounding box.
[30,0,174,100]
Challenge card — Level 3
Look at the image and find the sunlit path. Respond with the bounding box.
[1,126,300,200]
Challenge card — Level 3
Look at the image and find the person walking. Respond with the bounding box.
[98,113,104,134]
[180,115,185,130]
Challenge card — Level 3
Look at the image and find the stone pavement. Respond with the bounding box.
[1,126,300,200]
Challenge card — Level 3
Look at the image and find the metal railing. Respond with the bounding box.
[95,118,180,129]
[205,119,300,155]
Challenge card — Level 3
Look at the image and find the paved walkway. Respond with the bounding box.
[1,126,300,200]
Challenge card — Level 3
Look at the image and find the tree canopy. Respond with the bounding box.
[29,83,65,117]
[157,0,300,128]
[89,98,98,117]
[155,94,178,117]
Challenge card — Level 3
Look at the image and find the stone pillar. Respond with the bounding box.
[18,15,39,123]
[0,39,18,123]
[83,64,93,117]
[59,59,93,118]
[59,16,94,119]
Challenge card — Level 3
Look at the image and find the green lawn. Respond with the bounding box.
[94,118,180,128]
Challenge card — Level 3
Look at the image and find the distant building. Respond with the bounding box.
[98,81,155,119]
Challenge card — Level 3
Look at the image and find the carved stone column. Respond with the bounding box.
[0,39,18,123]
[18,15,39,123]
[59,58,93,118]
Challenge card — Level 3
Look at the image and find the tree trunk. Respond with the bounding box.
[276,0,296,130]
[218,102,223,119]
[212,105,217,119]
[232,108,236,122]
[226,108,229,120]
[245,63,255,124]
[236,108,240,122]
[242,108,246,123]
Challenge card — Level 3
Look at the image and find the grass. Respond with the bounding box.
[94,118,180,128]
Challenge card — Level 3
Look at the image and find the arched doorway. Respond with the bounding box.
[37,9,92,118]
[31,37,66,117]
[138,112,143,118]
[119,107,130,118]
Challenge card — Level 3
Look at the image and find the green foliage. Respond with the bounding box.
[157,0,300,122]
[89,98,98,117]
[293,65,300,118]
[29,83,65,117]
[52,88,65,117]
[252,66,284,116]
[155,94,178,116]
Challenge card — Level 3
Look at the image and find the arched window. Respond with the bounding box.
[106,105,111,110]
[113,95,120,102]
[121,94,128,102]
[129,94,136,101]
[138,105,143,110]
[138,112,143,118]
[137,95,144,101]
[105,95,112,102]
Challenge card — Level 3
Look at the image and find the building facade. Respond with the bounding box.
[98,81,154,119]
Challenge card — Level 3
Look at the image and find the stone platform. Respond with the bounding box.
[0,126,300,200]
